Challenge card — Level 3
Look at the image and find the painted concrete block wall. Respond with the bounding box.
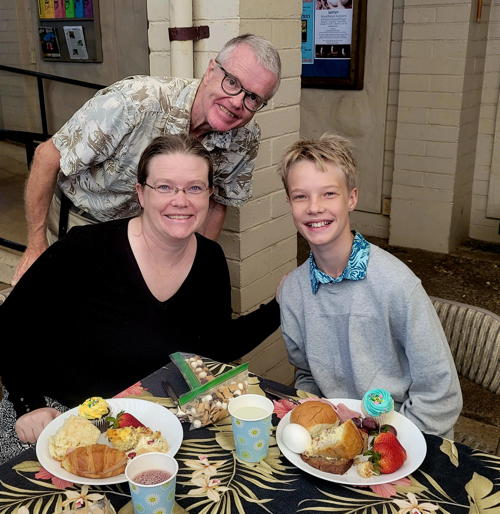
[472,0,500,242]
[390,0,490,252]
[147,1,301,384]
[147,0,171,76]
[450,14,490,248]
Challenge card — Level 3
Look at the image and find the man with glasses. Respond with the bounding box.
[12,34,281,284]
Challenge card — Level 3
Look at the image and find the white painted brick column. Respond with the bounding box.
[390,0,488,252]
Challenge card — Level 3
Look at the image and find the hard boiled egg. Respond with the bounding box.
[282,423,312,453]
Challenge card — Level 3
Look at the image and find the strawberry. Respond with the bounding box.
[373,431,402,449]
[366,431,407,474]
[106,410,145,429]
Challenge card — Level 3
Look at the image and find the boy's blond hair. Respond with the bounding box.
[280,133,358,195]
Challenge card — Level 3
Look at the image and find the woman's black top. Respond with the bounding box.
[0,219,280,414]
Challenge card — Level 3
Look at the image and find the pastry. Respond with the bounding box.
[107,426,169,457]
[106,426,138,452]
[129,426,170,457]
[62,444,127,479]
[49,416,101,461]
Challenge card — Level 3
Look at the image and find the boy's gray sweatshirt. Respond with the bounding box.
[279,244,462,438]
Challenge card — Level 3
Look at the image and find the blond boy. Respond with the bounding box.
[278,134,462,437]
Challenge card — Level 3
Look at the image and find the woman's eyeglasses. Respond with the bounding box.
[143,183,211,195]
[215,61,267,112]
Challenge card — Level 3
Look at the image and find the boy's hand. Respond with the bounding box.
[15,408,60,443]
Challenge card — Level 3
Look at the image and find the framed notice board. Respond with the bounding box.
[37,0,102,62]
[301,0,367,89]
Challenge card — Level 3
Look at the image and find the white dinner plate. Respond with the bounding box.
[36,398,183,485]
[276,398,427,486]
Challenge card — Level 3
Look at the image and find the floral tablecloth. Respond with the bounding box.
[1,362,499,514]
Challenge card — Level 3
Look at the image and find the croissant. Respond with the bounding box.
[62,444,128,478]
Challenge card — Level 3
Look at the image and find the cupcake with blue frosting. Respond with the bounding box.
[362,389,394,424]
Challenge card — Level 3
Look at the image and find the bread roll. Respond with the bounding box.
[305,419,364,460]
[301,420,364,475]
[290,401,339,436]
[62,444,127,479]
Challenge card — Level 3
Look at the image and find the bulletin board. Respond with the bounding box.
[301,0,367,89]
[37,0,102,62]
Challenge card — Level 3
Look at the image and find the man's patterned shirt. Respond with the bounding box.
[52,75,261,221]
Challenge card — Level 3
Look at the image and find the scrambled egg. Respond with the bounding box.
[49,416,100,461]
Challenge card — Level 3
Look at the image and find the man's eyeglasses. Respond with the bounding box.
[215,61,267,112]
[143,183,211,196]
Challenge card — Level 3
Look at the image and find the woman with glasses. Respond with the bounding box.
[0,134,280,462]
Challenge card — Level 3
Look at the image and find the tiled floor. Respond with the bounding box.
[0,140,28,246]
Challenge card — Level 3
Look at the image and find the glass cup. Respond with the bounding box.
[228,393,274,462]
[125,452,178,514]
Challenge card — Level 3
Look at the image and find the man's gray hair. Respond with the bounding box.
[216,34,281,97]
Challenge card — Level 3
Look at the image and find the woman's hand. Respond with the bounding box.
[15,408,60,443]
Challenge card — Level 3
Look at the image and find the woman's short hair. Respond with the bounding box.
[137,134,213,187]
[216,34,281,97]
[280,133,358,194]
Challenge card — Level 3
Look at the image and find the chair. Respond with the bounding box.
[430,296,500,455]
[430,296,499,394]
[0,287,12,306]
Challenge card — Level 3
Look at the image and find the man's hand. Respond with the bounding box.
[15,407,60,443]
[11,243,48,286]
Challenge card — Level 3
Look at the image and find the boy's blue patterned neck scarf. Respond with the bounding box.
[309,232,370,294]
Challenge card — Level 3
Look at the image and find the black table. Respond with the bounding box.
[0,363,498,513]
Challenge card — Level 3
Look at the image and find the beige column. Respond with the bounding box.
[390,0,490,252]
[147,1,302,383]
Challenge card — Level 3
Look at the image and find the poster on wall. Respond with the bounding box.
[63,25,89,59]
[38,26,61,57]
[301,0,366,89]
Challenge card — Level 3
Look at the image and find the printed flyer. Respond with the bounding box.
[63,25,88,59]
[38,26,61,58]
[314,0,352,60]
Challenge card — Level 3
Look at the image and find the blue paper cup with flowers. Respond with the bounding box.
[228,394,274,462]
[125,452,178,514]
